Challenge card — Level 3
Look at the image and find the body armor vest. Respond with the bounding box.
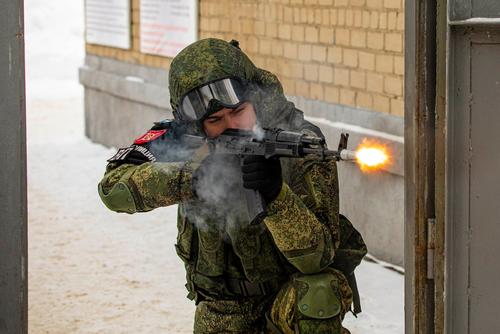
[174,155,293,301]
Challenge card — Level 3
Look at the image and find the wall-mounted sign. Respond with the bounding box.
[140,0,198,58]
[85,0,131,49]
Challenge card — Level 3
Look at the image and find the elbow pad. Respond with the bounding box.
[98,181,137,214]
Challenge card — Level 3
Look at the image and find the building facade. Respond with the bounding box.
[80,0,405,265]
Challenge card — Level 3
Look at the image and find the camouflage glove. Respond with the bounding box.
[242,155,282,204]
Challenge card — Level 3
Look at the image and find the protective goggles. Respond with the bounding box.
[177,77,248,121]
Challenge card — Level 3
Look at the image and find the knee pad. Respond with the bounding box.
[295,272,341,319]
[269,269,352,334]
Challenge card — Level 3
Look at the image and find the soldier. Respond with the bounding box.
[98,38,366,334]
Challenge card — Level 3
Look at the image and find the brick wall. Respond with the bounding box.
[85,0,404,116]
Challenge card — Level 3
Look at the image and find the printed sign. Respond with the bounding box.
[140,0,198,58]
[85,0,131,49]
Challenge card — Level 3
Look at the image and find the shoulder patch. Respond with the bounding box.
[107,145,157,163]
[108,147,134,162]
[134,129,167,145]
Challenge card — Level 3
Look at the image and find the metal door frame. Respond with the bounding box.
[0,0,28,333]
[405,0,447,332]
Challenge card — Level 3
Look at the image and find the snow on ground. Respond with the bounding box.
[25,0,404,333]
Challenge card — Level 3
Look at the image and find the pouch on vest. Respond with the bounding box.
[330,214,367,315]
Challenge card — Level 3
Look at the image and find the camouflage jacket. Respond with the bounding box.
[98,125,340,301]
[99,38,343,301]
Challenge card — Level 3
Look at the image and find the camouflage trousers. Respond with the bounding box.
[193,268,353,334]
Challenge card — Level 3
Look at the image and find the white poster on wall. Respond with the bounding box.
[140,0,198,58]
[85,0,131,49]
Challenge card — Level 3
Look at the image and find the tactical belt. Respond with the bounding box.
[226,278,283,297]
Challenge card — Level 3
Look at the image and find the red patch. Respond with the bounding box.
[134,129,167,144]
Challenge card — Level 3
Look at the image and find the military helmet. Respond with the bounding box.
[168,38,299,129]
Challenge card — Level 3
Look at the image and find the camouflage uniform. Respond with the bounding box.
[99,39,365,333]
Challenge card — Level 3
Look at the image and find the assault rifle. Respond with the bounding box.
[182,127,356,162]
[178,127,356,223]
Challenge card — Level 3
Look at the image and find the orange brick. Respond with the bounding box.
[304,64,319,81]
[345,10,354,26]
[379,12,388,29]
[310,83,324,100]
[307,8,315,24]
[340,89,355,105]
[390,98,404,116]
[338,9,346,25]
[279,24,292,39]
[272,42,284,57]
[264,4,274,20]
[354,10,363,27]
[394,56,404,75]
[296,80,310,96]
[305,26,319,43]
[292,25,305,42]
[324,85,340,104]
[266,22,278,38]
[334,68,350,86]
[284,42,298,59]
[259,39,272,55]
[319,65,334,83]
[210,18,220,31]
[350,70,366,89]
[370,12,379,28]
[312,45,327,62]
[289,61,304,79]
[299,8,309,23]
[335,28,350,46]
[200,17,210,30]
[252,55,266,69]
[298,44,312,61]
[397,13,405,31]
[343,48,358,67]
[319,27,334,44]
[367,0,383,8]
[376,54,394,73]
[327,46,343,64]
[356,92,373,109]
[318,0,334,5]
[384,0,402,9]
[284,6,294,22]
[330,9,338,25]
[385,33,403,52]
[231,20,241,33]
[247,36,259,53]
[367,72,384,93]
[351,30,366,48]
[373,94,390,113]
[384,75,403,96]
[315,9,323,25]
[362,11,371,28]
[389,12,398,30]
[220,19,231,32]
[254,21,266,35]
[322,9,331,25]
[367,32,384,50]
[359,51,375,70]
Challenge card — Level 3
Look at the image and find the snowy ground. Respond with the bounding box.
[25,1,404,333]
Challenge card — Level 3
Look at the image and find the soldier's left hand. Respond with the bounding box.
[241,155,282,203]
